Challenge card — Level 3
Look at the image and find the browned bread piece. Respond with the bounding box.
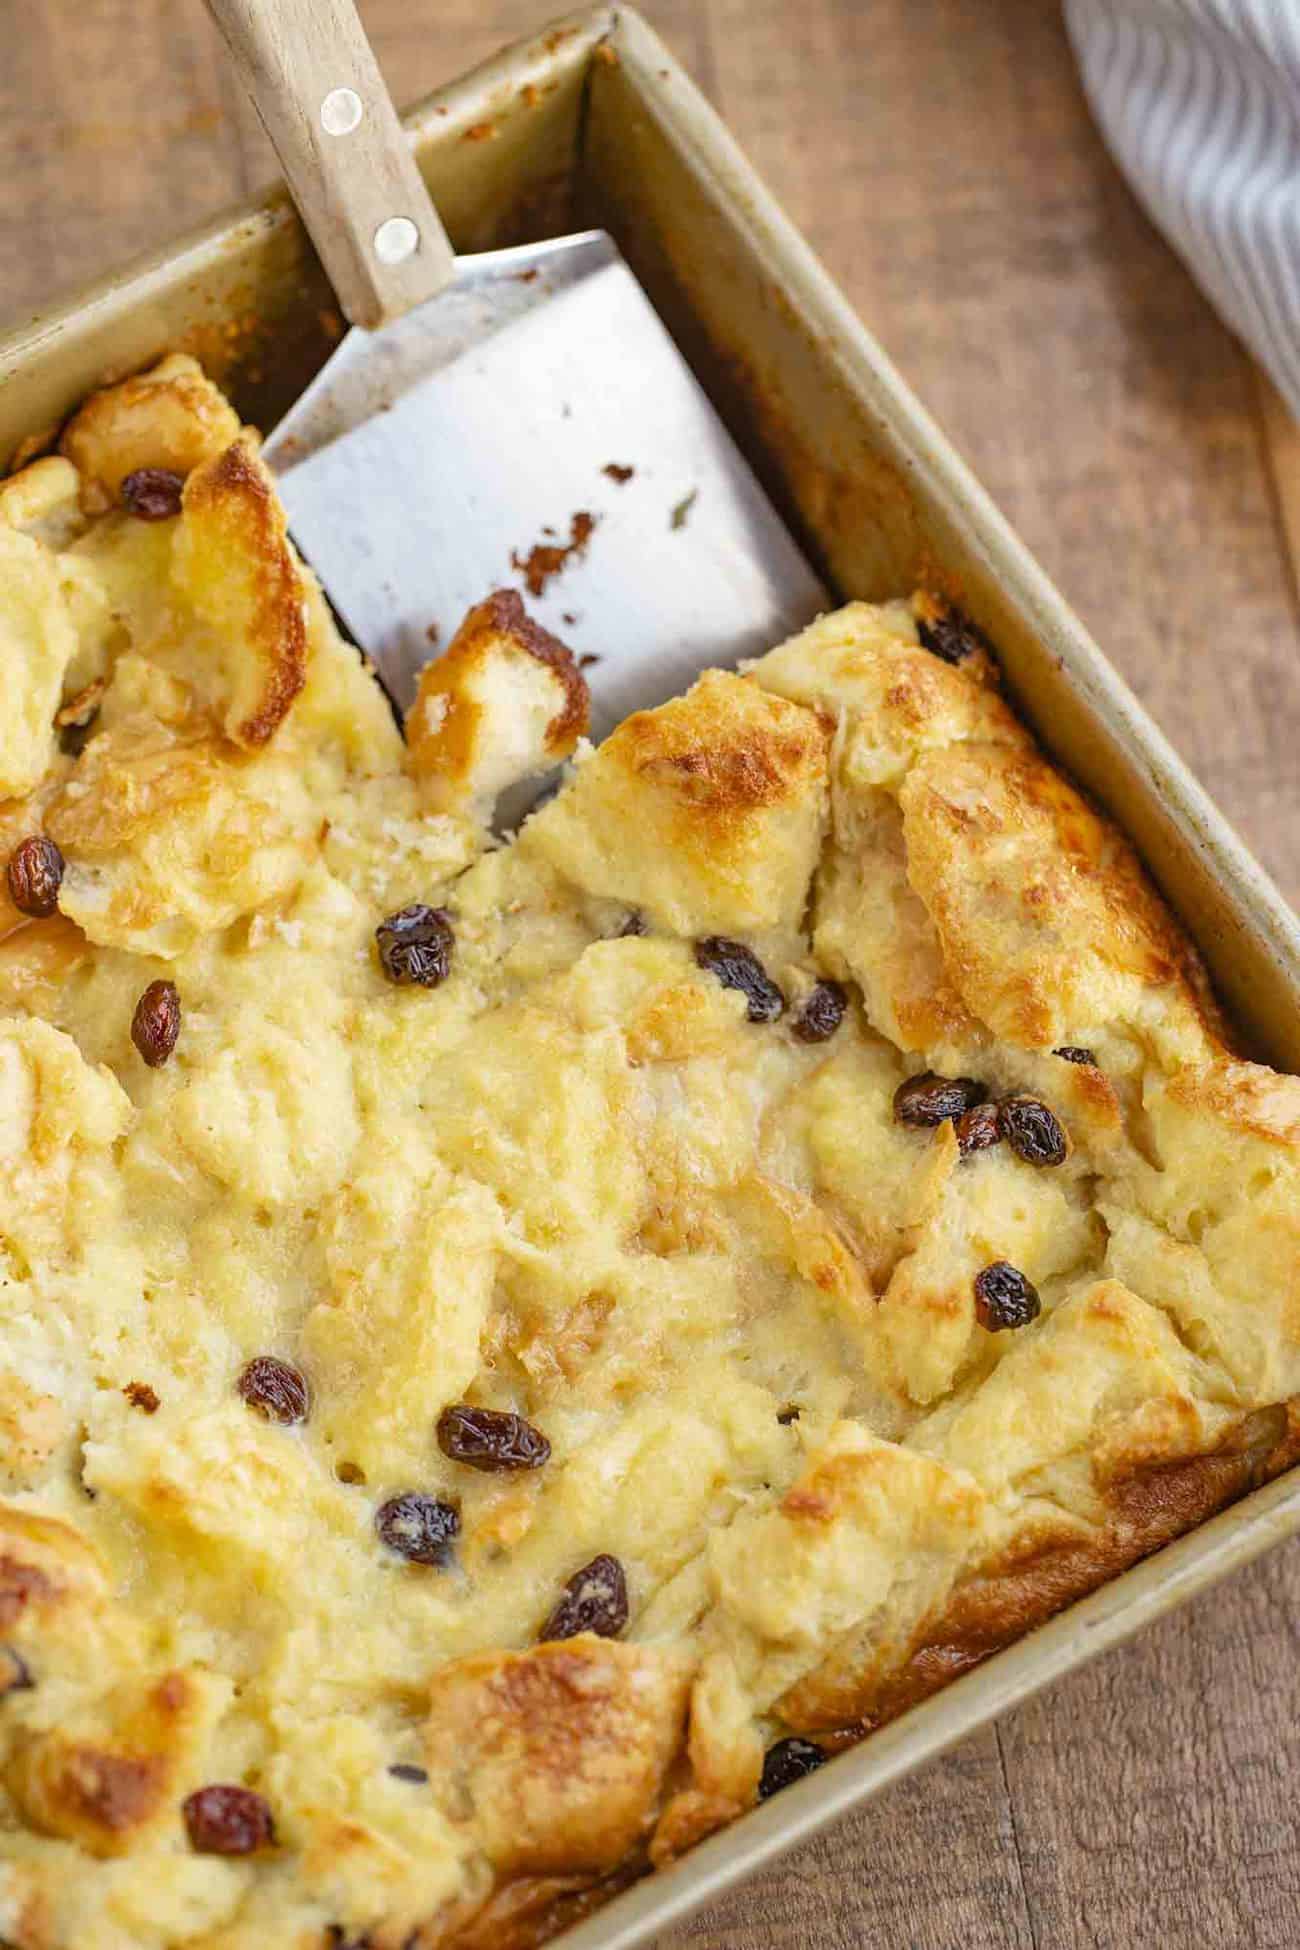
[406,589,588,822]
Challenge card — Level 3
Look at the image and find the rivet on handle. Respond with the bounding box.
[374,216,419,265]
[320,86,363,135]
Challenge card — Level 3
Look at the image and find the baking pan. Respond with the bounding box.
[2,8,1299,1946]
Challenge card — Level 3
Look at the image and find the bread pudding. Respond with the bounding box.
[0,357,1297,1950]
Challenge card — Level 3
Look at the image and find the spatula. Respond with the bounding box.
[205,0,825,738]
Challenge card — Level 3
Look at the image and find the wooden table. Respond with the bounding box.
[4,3,1299,1946]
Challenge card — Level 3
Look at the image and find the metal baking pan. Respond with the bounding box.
[3,9,1299,1947]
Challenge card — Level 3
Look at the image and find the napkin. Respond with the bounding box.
[1066,0,1300,417]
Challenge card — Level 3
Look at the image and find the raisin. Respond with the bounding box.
[124,1381,160,1414]
[777,1405,801,1425]
[759,1737,827,1799]
[375,904,454,988]
[120,467,185,520]
[617,910,647,938]
[183,1784,274,1855]
[387,1763,429,1784]
[893,1071,985,1128]
[916,603,990,667]
[694,937,785,1023]
[6,836,64,918]
[375,1493,459,1567]
[540,1553,629,1641]
[131,979,180,1066]
[998,1095,1068,1166]
[436,1404,551,1473]
[1054,1045,1097,1067]
[791,979,847,1044]
[238,1357,309,1426]
[955,1100,1003,1157]
[973,1260,1042,1332]
[0,1646,34,1695]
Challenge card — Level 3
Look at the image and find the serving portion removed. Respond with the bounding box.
[0,360,1298,1950]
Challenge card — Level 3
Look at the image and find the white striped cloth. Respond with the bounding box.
[1065,0,1300,417]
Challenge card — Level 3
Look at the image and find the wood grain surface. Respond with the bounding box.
[2,3,1298,1946]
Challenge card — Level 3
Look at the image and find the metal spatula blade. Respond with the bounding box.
[207,0,824,728]
[263,230,825,729]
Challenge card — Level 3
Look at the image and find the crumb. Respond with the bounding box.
[602,463,634,484]
[425,621,441,646]
[124,1382,160,1414]
[579,653,601,668]
[513,269,539,284]
[670,489,698,531]
[511,511,596,597]
[562,612,579,626]
[463,121,497,143]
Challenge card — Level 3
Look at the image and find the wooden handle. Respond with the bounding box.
[204,0,455,329]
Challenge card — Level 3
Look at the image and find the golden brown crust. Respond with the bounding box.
[477,589,588,753]
[6,1668,218,1858]
[0,1506,107,1634]
[15,1737,169,1845]
[778,1402,1293,1735]
[58,354,241,511]
[52,787,260,943]
[618,677,825,820]
[41,669,315,958]
[176,435,307,748]
[899,740,1218,1054]
[751,598,1027,778]
[1167,1056,1300,1145]
[524,668,830,933]
[424,1638,691,1880]
[45,710,225,858]
[406,589,589,818]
